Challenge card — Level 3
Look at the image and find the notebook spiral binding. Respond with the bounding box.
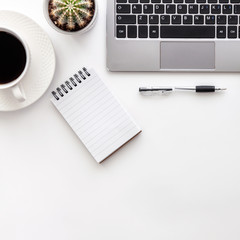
[51,67,91,101]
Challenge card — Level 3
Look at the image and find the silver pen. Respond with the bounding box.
[139,86,227,94]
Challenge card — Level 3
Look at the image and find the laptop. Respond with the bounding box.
[107,0,240,72]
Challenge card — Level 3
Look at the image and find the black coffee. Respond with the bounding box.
[0,31,27,84]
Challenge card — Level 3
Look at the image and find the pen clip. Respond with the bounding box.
[139,87,173,95]
[160,88,173,94]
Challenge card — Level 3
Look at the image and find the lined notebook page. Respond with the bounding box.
[51,68,141,163]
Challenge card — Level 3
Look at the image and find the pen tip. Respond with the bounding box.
[216,87,227,91]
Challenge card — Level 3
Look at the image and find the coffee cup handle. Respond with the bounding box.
[11,83,26,102]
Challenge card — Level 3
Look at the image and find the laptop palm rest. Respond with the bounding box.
[160,42,215,70]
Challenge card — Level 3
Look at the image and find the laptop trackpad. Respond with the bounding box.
[160,42,215,70]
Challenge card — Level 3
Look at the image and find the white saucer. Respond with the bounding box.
[0,11,55,111]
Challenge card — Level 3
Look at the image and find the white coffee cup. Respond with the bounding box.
[0,27,30,102]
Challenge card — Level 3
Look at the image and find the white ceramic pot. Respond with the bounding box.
[43,0,97,35]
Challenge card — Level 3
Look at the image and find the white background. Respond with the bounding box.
[1,0,240,239]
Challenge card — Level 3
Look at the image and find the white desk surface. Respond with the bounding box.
[1,1,240,240]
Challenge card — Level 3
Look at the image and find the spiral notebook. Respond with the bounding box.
[51,67,142,163]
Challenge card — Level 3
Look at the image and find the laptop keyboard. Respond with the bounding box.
[116,0,240,38]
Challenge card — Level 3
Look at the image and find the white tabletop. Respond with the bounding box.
[1,1,240,240]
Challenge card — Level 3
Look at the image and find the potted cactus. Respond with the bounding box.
[44,0,97,34]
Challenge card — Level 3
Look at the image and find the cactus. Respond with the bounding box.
[49,0,95,32]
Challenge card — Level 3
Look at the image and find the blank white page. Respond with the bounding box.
[51,68,141,163]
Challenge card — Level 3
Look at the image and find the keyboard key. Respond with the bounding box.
[166,4,176,13]
[174,0,183,2]
[197,0,206,3]
[140,0,150,2]
[151,0,161,2]
[223,5,232,14]
[129,0,138,2]
[149,15,159,24]
[206,15,215,24]
[194,15,204,24]
[163,0,172,3]
[228,26,237,38]
[150,26,159,38]
[231,0,240,2]
[132,4,142,13]
[138,15,148,24]
[185,0,195,3]
[117,15,136,24]
[217,26,226,38]
[177,4,187,14]
[117,0,127,3]
[211,5,221,14]
[217,15,226,24]
[117,4,131,13]
[234,5,240,14]
[219,0,229,3]
[189,4,198,14]
[200,5,210,14]
[139,26,148,38]
[208,0,217,3]
[160,26,215,38]
[183,15,193,24]
[172,15,181,24]
[128,25,137,38]
[143,4,154,13]
[116,26,126,38]
[160,15,170,24]
[155,4,164,13]
[228,15,238,24]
